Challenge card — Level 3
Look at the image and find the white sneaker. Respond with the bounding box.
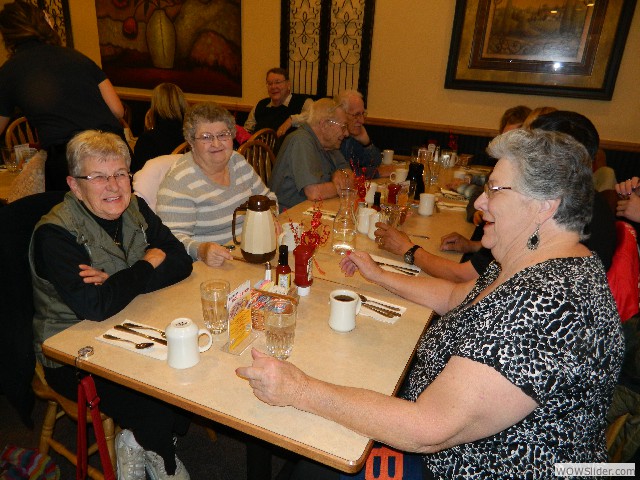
[115,430,145,480]
[145,450,190,480]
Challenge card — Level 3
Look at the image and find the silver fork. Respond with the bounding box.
[357,293,401,311]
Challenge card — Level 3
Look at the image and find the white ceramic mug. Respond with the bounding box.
[418,193,435,216]
[382,149,394,165]
[389,168,408,183]
[278,222,301,251]
[166,318,213,369]
[367,212,380,240]
[329,289,362,332]
[357,207,376,234]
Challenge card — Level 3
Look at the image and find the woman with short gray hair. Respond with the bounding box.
[239,128,624,478]
[157,102,277,268]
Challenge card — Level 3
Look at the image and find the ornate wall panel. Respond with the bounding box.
[32,0,73,47]
[282,0,375,101]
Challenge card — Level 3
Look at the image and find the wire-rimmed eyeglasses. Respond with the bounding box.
[483,183,512,198]
[74,170,132,186]
[327,119,348,133]
[347,111,367,119]
[266,79,287,87]
[194,131,234,144]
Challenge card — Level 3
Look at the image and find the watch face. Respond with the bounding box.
[404,252,413,265]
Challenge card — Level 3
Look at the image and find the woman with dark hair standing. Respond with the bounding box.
[0,0,126,191]
[131,82,189,172]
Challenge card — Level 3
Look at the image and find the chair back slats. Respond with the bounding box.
[237,140,275,185]
[171,141,191,155]
[248,128,277,151]
[5,116,38,149]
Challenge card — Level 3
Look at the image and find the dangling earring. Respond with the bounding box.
[527,224,540,251]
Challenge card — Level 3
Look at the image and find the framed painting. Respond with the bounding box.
[94,0,241,96]
[445,0,637,100]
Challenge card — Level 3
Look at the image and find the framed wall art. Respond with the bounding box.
[94,0,241,96]
[445,0,637,100]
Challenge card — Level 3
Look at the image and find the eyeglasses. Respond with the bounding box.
[484,183,512,198]
[266,79,287,87]
[194,132,234,144]
[74,170,131,186]
[347,111,367,119]
[327,119,348,133]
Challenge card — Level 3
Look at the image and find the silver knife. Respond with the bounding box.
[114,324,167,345]
[362,303,400,318]
[376,262,419,275]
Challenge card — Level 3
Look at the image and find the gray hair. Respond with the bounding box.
[183,102,235,143]
[307,98,343,127]
[487,128,593,239]
[333,90,363,111]
[66,130,131,177]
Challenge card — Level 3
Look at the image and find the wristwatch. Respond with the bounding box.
[403,245,421,265]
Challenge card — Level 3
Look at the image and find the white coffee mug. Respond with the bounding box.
[382,149,394,165]
[390,168,408,183]
[357,207,376,234]
[278,222,301,251]
[367,212,380,240]
[329,289,362,332]
[418,193,435,216]
[166,318,213,369]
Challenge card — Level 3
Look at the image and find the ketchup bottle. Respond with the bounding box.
[293,244,314,296]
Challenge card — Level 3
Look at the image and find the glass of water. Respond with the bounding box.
[200,280,230,334]
[265,299,297,360]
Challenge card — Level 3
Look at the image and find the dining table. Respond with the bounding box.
[42,193,475,473]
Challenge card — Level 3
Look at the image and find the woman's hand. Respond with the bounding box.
[617,194,640,222]
[440,232,478,253]
[615,177,640,197]
[375,223,412,256]
[236,348,309,407]
[142,248,166,268]
[198,242,233,267]
[78,264,109,286]
[339,250,384,282]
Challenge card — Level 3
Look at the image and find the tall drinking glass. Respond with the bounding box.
[265,299,297,360]
[200,280,230,334]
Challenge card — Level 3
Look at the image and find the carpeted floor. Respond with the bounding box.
[0,393,290,479]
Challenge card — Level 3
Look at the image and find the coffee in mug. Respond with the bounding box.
[329,289,361,332]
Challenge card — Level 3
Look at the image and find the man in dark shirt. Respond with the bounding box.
[244,67,312,139]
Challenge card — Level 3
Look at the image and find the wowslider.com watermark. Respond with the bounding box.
[555,463,635,477]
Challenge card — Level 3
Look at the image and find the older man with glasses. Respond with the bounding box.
[334,90,385,178]
[269,98,354,211]
[244,67,312,139]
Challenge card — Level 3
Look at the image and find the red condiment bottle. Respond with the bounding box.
[275,245,291,290]
[293,244,314,296]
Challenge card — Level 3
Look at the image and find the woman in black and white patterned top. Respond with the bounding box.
[238,129,625,478]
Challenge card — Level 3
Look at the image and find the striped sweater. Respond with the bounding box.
[156,151,277,259]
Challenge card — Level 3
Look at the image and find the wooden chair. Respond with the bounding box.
[5,116,38,149]
[237,139,275,185]
[32,363,117,480]
[171,141,191,154]
[248,128,277,152]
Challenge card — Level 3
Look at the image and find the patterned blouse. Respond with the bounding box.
[402,256,624,479]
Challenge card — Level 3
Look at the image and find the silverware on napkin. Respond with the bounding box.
[361,303,400,318]
[375,261,419,275]
[114,324,167,345]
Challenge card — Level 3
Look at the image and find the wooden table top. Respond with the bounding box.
[42,198,475,472]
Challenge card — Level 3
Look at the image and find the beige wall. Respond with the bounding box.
[3,0,639,144]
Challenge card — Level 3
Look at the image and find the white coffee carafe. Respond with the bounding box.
[166,318,213,369]
[232,195,277,263]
